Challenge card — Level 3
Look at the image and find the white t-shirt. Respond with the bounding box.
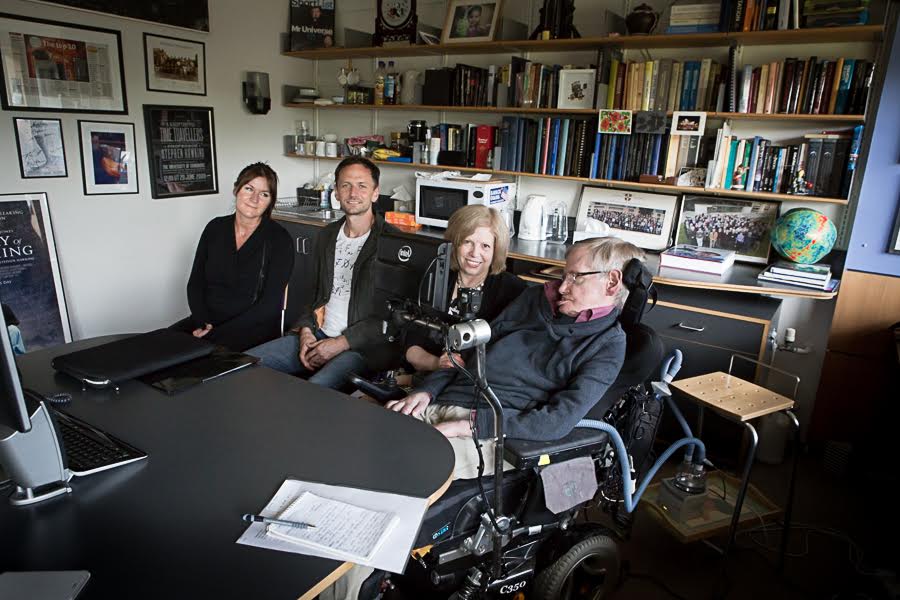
[321,226,371,337]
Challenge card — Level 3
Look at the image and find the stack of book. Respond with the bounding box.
[660,244,736,274]
[667,2,722,33]
[803,0,870,27]
[758,261,836,290]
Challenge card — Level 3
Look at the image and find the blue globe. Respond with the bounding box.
[770,208,836,264]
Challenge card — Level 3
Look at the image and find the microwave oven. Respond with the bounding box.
[415,178,516,228]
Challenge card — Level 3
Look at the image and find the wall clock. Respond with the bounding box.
[375,0,417,46]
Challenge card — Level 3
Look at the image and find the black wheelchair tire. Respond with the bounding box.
[532,534,620,600]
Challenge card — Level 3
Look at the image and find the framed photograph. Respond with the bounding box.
[13,117,67,178]
[556,68,595,109]
[574,185,679,251]
[675,196,779,264]
[77,120,138,195]
[24,1,209,33]
[0,13,127,113]
[143,105,218,199]
[671,111,707,136]
[143,33,206,96]
[442,0,503,44]
[0,192,71,352]
[598,109,632,135]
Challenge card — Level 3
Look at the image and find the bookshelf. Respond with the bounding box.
[285,103,867,123]
[285,152,851,205]
[281,25,883,60]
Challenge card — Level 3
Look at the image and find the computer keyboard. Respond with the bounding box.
[53,409,148,476]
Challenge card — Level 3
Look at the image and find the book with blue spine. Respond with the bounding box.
[834,58,856,114]
[548,118,561,175]
[590,132,602,179]
[534,118,544,173]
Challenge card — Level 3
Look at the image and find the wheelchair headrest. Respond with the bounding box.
[619,258,656,329]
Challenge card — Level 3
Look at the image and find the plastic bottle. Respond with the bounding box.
[385,60,398,105]
[374,61,386,106]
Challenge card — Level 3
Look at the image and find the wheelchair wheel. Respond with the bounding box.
[532,534,620,600]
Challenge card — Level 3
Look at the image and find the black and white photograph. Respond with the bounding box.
[0,13,127,113]
[0,192,71,352]
[671,111,707,136]
[442,0,502,43]
[574,185,679,250]
[675,196,779,263]
[144,105,218,199]
[634,110,667,135]
[143,33,206,95]
[13,117,67,178]
[77,120,138,195]
[557,69,596,110]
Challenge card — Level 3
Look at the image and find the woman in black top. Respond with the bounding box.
[404,205,526,372]
[171,163,294,351]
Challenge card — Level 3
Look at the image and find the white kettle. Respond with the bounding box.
[519,195,549,241]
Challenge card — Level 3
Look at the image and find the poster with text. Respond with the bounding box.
[143,105,218,199]
[0,193,71,353]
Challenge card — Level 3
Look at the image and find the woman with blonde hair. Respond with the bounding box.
[404,205,526,372]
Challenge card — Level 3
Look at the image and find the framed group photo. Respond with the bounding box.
[77,120,138,195]
[574,185,679,251]
[675,196,779,263]
[442,0,503,44]
[143,105,218,199]
[13,117,67,178]
[0,192,71,352]
[143,33,206,96]
[0,12,127,113]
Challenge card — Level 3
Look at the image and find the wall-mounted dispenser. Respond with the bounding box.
[243,71,271,114]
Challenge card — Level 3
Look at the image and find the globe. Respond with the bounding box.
[770,208,837,264]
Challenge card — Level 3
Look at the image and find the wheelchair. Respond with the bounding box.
[355,259,707,600]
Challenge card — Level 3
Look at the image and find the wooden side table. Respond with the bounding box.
[670,356,801,571]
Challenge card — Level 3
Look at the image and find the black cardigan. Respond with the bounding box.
[404,270,527,358]
[184,215,294,351]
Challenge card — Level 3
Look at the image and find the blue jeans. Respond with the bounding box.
[246,330,369,391]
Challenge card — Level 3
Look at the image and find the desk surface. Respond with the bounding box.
[1,337,455,599]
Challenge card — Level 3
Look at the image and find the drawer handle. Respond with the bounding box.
[676,322,705,333]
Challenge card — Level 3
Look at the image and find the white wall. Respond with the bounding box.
[0,0,316,339]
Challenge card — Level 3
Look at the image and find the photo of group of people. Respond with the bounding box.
[675,197,778,262]
[587,201,666,236]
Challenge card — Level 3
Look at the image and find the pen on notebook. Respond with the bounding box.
[242,513,316,529]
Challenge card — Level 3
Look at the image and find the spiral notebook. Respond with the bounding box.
[266,491,398,562]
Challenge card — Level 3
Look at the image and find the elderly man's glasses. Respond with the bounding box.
[561,270,608,285]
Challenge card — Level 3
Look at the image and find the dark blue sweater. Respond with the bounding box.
[417,285,626,441]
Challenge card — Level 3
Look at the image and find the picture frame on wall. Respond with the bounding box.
[77,120,138,195]
[23,1,210,33]
[556,69,596,110]
[143,105,218,199]
[675,195,779,264]
[441,0,503,44]
[0,12,127,114]
[0,192,72,352]
[143,33,206,96]
[574,185,679,251]
[13,117,67,178]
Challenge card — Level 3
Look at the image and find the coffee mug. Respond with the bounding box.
[315,140,326,157]
[304,140,316,155]
[325,142,338,157]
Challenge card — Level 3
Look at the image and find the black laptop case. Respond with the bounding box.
[52,329,216,388]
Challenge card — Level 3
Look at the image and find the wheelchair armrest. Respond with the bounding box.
[347,372,407,403]
[504,428,610,470]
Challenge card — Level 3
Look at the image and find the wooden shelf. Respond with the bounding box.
[286,103,866,123]
[285,153,850,205]
[282,25,882,60]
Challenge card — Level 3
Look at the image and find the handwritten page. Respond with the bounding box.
[266,492,398,561]
[236,479,430,572]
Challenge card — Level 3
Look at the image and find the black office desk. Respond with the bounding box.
[1,337,455,599]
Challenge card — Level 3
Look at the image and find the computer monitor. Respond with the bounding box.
[374,231,452,318]
[0,306,31,434]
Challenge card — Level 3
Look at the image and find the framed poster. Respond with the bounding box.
[574,185,679,251]
[675,196,779,264]
[143,105,218,199]
[0,12,127,113]
[24,1,209,33]
[13,117,67,178]
[77,120,138,195]
[143,33,206,96]
[0,192,71,352]
[442,0,503,44]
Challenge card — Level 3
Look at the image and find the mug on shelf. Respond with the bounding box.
[315,140,326,156]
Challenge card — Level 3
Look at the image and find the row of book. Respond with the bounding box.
[601,57,729,113]
[496,116,594,177]
[707,124,862,197]
[591,133,667,182]
[720,0,801,32]
[429,123,497,169]
[736,57,873,115]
